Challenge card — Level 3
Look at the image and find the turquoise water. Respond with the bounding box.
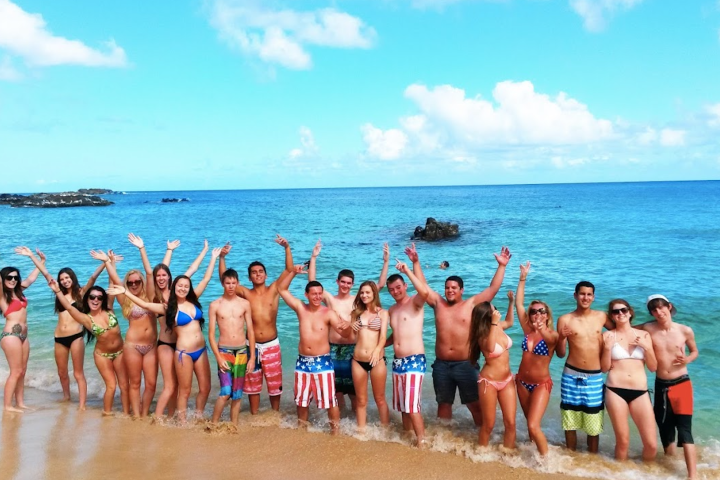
[1,181,719,479]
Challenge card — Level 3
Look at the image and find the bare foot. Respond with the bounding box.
[102,410,114,417]
[18,405,36,412]
[417,439,428,449]
[78,405,86,412]
[61,396,71,402]
[4,406,24,413]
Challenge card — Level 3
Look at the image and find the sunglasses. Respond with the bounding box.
[88,294,105,301]
[611,307,629,315]
[127,280,143,287]
[5,275,19,281]
[529,308,547,315]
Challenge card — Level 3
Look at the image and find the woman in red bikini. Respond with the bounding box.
[468,294,516,448]
[350,280,390,432]
[513,262,558,455]
[16,246,106,410]
[601,299,657,461]
[1,251,42,412]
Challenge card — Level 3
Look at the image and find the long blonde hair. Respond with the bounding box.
[351,281,382,320]
[121,269,150,319]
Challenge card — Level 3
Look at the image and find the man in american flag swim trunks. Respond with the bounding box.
[386,244,432,447]
[278,263,352,434]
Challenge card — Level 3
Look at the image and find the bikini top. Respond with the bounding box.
[176,305,202,327]
[521,334,550,357]
[358,311,382,331]
[4,297,28,316]
[485,329,513,359]
[89,312,119,337]
[610,332,645,361]
[59,300,80,313]
[129,304,151,320]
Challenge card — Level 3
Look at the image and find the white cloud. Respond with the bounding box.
[361,123,408,160]
[659,128,686,146]
[707,103,720,127]
[570,0,644,32]
[288,126,318,158]
[0,0,127,69]
[0,55,21,81]
[637,127,657,145]
[207,0,376,70]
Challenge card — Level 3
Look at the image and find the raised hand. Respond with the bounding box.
[14,246,33,257]
[293,264,308,275]
[128,233,144,249]
[220,242,232,258]
[90,250,110,263]
[108,249,124,264]
[395,258,409,274]
[210,247,223,259]
[494,246,512,266]
[312,239,322,258]
[167,240,181,251]
[382,243,390,262]
[106,285,126,296]
[48,278,61,293]
[275,234,289,248]
[519,261,530,280]
[404,243,419,263]
[507,290,515,302]
[36,248,46,263]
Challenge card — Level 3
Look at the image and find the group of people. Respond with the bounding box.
[0,236,699,478]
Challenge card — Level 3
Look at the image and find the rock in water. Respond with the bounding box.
[2,192,113,208]
[412,218,459,241]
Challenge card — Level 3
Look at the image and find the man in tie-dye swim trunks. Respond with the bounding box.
[209,269,256,425]
[556,281,614,454]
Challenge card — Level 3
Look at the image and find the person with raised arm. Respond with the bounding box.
[152,239,209,418]
[209,268,256,425]
[15,247,106,410]
[47,277,129,416]
[350,280,390,432]
[217,235,293,414]
[94,233,158,417]
[1,250,43,412]
[387,247,431,447]
[555,281,614,453]
[468,293,516,449]
[308,239,390,411]
[637,294,698,479]
[277,263,352,434]
[103,246,221,422]
[416,245,511,425]
[601,299,657,463]
[513,262,558,455]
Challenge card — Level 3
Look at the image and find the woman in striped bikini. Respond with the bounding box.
[513,262,558,455]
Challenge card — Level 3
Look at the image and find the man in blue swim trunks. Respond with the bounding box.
[414,245,512,426]
[556,281,614,453]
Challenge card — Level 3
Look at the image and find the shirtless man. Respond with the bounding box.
[556,281,613,453]
[416,244,512,425]
[308,240,389,410]
[637,294,698,479]
[386,248,431,446]
[218,234,293,414]
[278,265,352,434]
[209,268,256,425]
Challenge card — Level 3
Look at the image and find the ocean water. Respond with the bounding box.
[1,181,719,479]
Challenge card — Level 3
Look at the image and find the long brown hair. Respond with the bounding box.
[468,302,494,364]
[351,281,382,320]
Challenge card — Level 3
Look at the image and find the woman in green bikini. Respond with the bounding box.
[48,276,130,416]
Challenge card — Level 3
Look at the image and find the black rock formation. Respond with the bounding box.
[412,218,459,241]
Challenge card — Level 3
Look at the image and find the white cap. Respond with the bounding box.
[646,294,677,315]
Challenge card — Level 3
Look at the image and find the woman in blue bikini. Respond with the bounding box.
[109,247,220,422]
[16,246,106,410]
[513,262,558,455]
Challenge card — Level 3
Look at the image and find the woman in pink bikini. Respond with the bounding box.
[468,294,516,448]
[1,252,42,412]
[513,262,558,455]
[601,299,657,461]
[350,280,390,431]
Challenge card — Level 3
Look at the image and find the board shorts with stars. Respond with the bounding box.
[392,353,426,414]
[294,353,338,409]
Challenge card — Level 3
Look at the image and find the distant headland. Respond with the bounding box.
[0,189,117,208]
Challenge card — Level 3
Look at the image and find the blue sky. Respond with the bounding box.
[1,0,719,192]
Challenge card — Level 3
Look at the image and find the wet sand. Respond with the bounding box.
[0,396,585,480]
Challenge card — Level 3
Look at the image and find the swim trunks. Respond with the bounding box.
[560,364,604,436]
[431,359,480,405]
[245,337,282,396]
[294,353,337,409]
[654,374,694,447]
[217,345,249,401]
[392,354,426,413]
[330,342,356,395]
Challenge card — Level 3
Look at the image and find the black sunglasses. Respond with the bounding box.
[127,280,143,287]
[88,293,105,301]
[529,308,547,315]
[611,307,629,315]
[5,274,19,281]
